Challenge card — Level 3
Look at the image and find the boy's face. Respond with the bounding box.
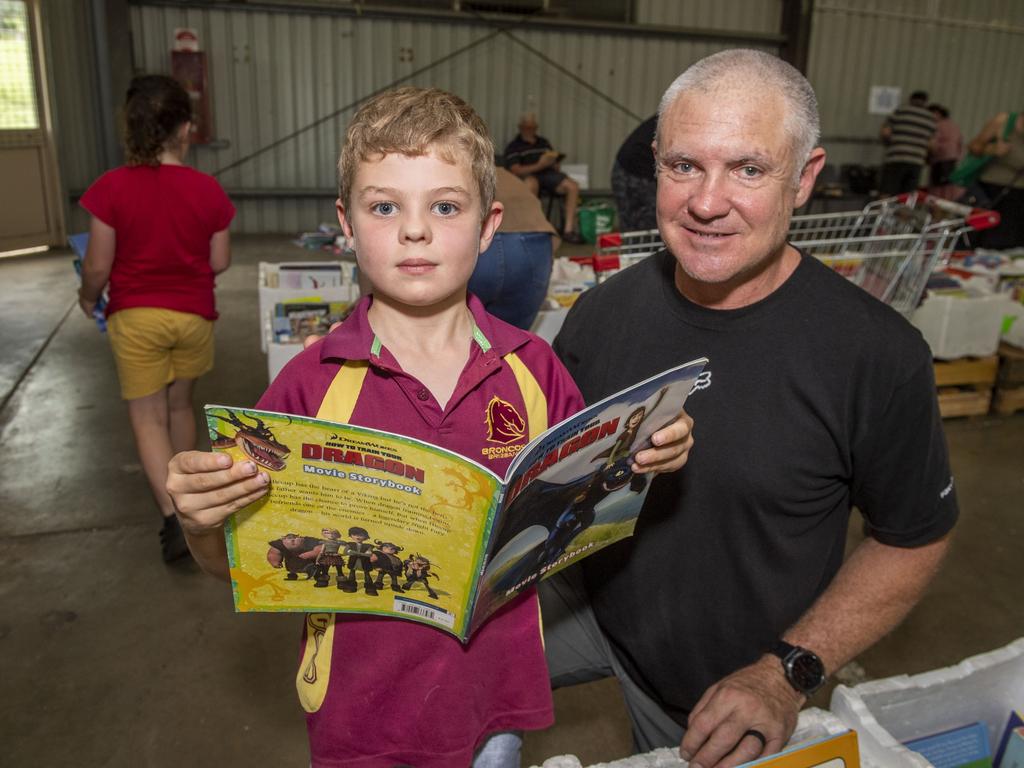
[337,149,502,311]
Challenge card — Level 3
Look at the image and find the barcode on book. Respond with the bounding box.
[394,598,455,628]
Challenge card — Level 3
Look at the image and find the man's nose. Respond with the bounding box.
[688,171,731,220]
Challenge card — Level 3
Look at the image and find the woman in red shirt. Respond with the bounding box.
[78,75,235,562]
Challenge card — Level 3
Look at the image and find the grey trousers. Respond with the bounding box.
[539,567,685,751]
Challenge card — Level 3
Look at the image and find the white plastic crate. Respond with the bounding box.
[257,261,357,353]
[830,637,1024,767]
[910,293,1016,360]
[258,261,359,381]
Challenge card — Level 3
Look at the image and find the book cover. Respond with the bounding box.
[999,727,1024,768]
[996,712,1024,767]
[272,300,351,343]
[744,729,859,767]
[69,233,107,332]
[903,721,992,768]
[277,263,345,289]
[206,356,707,640]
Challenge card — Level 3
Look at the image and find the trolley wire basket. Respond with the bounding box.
[592,193,1000,316]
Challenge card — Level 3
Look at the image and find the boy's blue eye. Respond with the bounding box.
[432,201,458,216]
[372,202,396,215]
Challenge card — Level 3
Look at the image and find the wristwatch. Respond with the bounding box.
[770,640,826,696]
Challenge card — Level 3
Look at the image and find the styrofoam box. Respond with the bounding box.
[910,293,1015,360]
[258,261,357,353]
[830,637,1024,768]
[530,707,876,768]
[268,339,315,384]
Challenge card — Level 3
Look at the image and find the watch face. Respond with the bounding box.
[789,651,825,692]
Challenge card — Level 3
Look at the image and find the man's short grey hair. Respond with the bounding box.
[657,49,820,184]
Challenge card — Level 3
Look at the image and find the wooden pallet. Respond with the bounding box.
[993,342,1024,415]
[933,355,998,418]
[993,387,1024,415]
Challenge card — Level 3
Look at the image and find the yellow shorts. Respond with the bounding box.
[107,308,214,400]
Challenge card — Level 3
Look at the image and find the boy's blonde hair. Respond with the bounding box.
[338,87,496,216]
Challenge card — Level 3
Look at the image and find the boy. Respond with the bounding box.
[167,87,693,767]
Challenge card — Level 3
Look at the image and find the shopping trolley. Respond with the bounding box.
[591,193,1000,316]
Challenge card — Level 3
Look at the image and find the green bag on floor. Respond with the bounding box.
[577,203,615,244]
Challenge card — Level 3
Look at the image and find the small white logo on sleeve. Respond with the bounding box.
[939,476,954,499]
[690,371,712,394]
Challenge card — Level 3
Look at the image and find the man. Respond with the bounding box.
[878,90,937,194]
[542,49,956,768]
[504,112,585,244]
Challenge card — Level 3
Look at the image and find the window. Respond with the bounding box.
[0,0,38,130]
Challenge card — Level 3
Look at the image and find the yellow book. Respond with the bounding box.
[206,357,708,642]
[743,730,859,768]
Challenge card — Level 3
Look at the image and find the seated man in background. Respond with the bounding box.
[469,167,561,330]
[504,112,585,244]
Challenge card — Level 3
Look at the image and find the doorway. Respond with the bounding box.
[0,0,64,253]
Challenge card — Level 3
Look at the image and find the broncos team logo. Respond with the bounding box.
[485,396,526,444]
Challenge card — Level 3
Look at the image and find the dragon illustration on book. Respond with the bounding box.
[209,409,292,471]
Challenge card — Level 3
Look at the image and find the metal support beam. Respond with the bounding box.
[133,0,786,46]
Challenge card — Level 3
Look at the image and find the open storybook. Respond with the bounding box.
[206,356,707,642]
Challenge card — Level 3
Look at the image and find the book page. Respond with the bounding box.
[206,407,502,639]
[467,357,708,631]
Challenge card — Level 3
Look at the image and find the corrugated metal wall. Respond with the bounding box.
[809,0,1024,168]
[124,2,781,232]
[47,0,1024,233]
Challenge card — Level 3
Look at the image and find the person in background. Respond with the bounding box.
[78,74,234,563]
[542,49,955,768]
[878,90,937,194]
[504,112,585,244]
[468,167,561,330]
[926,103,963,200]
[611,114,658,231]
[966,110,1024,249]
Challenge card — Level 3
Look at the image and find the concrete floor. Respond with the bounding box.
[1,235,1021,767]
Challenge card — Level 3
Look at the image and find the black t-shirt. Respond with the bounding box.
[615,115,658,178]
[504,134,555,170]
[552,249,958,722]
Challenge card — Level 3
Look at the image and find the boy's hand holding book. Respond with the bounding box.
[632,408,694,475]
[166,450,271,579]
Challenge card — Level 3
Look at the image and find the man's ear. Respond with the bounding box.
[794,147,827,208]
[478,201,504,254]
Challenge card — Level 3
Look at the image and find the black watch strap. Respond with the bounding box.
[770,640,797,659]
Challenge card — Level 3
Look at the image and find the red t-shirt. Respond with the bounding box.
[258,295,585,767]
[80,165,235,320]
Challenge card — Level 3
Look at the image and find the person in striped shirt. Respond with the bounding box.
[878,90,937,194]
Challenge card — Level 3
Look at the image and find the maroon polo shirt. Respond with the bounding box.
[257,294,584,768]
